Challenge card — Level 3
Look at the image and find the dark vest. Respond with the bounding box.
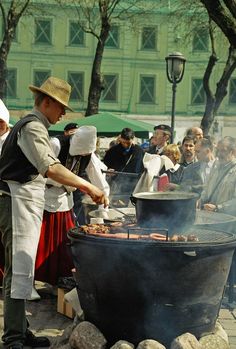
[56,135,91,176]
[0,114,41,183]
[56,134,71,165]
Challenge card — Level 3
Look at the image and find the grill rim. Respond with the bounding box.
[68,227,236,251]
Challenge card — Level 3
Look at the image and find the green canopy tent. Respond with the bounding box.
[48,112,154,138]
[9,116,20,127]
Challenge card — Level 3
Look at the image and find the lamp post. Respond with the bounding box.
[165,52,186,143]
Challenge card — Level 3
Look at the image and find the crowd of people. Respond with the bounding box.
[0,75,236,349]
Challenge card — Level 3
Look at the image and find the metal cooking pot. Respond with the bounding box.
[109,194,132,207]
[130,191,199,232]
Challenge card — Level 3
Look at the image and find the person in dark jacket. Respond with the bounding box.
[148,124,172,155]
[103,128,144,199]
[179,135,197,167]
[63,122,79,136]
[181,137,215,195]
[185,126,203,141]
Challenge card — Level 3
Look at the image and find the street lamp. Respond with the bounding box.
[165,52,186,143]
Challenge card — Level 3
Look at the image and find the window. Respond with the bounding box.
[69,21,85,46]
[141,27,157,50]
[191,78,205,104]
[105,25,119,48]
[229,78,236,104]
[6,69,17,98]
[193,30,209,52]
[102,74,118,102]
[35,19,52,44]
[68,72,84,101]
[33,70,51,87]
[140,75,155,103]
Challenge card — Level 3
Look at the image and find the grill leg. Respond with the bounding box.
[228,252,235,303]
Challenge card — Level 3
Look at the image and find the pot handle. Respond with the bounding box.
[183,251,197,257]
[130,195,136,206]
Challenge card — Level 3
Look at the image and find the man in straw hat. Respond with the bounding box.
[0,76,109,349]
[0,99,10,290]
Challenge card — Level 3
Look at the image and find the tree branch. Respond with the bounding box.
[15,0,31,19]
[202,22,218,99]
[0,3,6,29]
[223,0,236,19]
[107,0,120,17]
[214,45,236,112]
[200,0,236,47]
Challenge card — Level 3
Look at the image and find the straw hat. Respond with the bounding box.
[29,76,73,111]
[0,99,9,125]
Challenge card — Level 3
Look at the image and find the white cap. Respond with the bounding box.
[0,99,9,125]
[69,125,97,156]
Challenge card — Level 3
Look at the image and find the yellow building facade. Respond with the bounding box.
[1,1,236,138]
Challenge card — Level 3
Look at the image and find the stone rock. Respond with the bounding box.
[214,321,229,343]
[110,340,134,349]
[170,332,202,349]
[69,321,107,349]
[56,344,72,349]
[137,339,166,349]
[199,333,229,349]
[50,323,75,348]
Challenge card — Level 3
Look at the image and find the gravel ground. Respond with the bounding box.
[0,282,72,348]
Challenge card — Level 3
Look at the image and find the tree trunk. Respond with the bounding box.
[213,46,236,113]
[0,58,7,99]
[201,46,236,135]
[0,1,30,99]
[0,34,11,99]
[85,10,111,116]
[200,54,218,135]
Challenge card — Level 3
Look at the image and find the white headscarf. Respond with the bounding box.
[0,99,9,125]
[69,125,97,156]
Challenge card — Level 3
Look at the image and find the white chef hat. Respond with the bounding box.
[0,99,9,125]
[69,125,97,156]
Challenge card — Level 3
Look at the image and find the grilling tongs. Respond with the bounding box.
[109,203,136,223]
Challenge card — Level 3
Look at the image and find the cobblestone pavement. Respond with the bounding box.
[0,285,236,348]
[220,296,236,349]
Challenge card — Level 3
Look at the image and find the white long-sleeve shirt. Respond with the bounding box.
[44,137,109,212]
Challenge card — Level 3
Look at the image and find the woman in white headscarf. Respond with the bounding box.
[35,126,109,286]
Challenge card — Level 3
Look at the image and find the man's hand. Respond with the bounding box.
[46,163,109,207]
[87,184,109,207]
[203,203,217,212]
[106,168,116,177]
[162,183,178,191]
